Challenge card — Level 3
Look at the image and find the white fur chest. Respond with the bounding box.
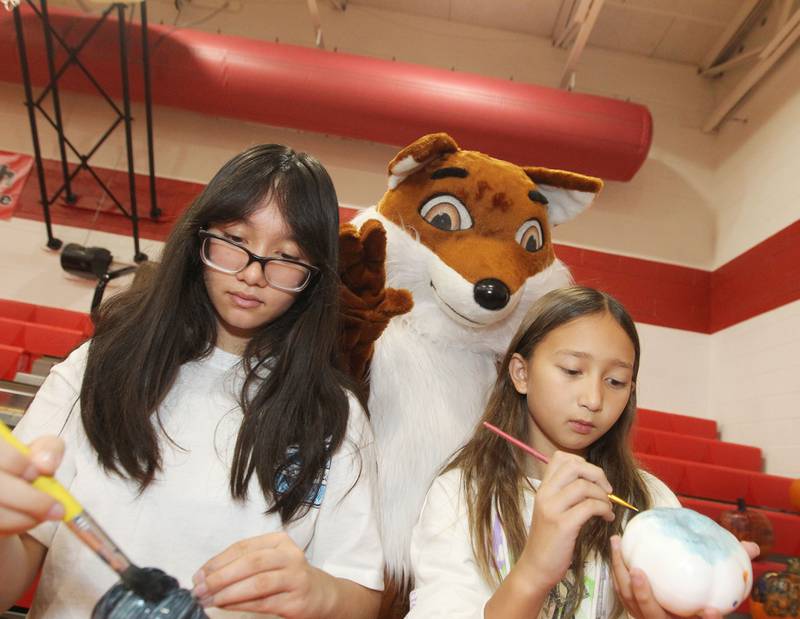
[367,316,498,574]
[350,207,574,577]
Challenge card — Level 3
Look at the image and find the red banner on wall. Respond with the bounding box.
[0,151,33,220]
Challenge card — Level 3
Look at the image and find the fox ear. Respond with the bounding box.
[523,167,603,226]
[387,133,459,189]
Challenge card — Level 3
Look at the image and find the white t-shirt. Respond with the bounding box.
[13,343,384,619]
[407,467,680,619]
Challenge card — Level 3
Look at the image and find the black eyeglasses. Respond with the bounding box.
[198,230,318,292]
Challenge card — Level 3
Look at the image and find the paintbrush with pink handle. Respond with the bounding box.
[482,421,638,512]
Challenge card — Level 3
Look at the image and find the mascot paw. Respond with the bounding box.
[340,219,390,299]
[338,220,413,380]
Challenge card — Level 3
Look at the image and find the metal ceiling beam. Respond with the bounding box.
[306,0,325,49]
[777,0,795,27]
[552,0,575,45]
[604,0,742,26]
[699,0,764,72]
[703,7,800,132]
[558,0,605,90]
[699,46,764,78]
[759,4,800,59]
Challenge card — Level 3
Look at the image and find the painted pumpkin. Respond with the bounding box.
[790,479,800,512]
[621,507,753,617]
[750,558,800,619]
[720,498,774,557]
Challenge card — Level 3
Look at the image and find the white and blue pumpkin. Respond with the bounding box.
[621,507,753,616]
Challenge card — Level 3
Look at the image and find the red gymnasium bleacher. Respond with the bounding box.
[1,302,798,615]
[0,299,92,379]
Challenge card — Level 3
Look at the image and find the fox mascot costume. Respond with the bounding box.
[338,132,602,610]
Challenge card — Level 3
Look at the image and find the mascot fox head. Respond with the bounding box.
[373,133,602,349]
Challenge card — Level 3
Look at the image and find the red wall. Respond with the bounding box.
[14,161,799,334]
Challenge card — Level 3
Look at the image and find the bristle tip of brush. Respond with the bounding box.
[121,566,179,603]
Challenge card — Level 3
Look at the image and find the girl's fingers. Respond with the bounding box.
[611,535,644,617]
[196,532,288,580]
[202,568,290,609]
[542,452,613,494]
[0,470,63,521]
[0,504,40,535]
[564,497,615,533]
[741,541,760,560]
[545,477,614,514]
[221,591,294,615]
[630,568,668,619]
[26,436,65,477]
[609,536,635,604]
[199,548,288,598]
[0,442,38,481]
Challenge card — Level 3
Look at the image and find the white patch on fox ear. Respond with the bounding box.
[388,155,435,190]
[538,185,597,226]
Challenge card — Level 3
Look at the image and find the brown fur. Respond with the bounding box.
[337,133,603,386]
[387,132,458,173]
[338,220,413,379]
[525,166,604,193]
[379,149,557,292]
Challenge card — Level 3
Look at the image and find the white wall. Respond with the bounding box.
[711,40,800,269]
[702,30,800,476]
[636,323,711,420]
[709,300,800,478]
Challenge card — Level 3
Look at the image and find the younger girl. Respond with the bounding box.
[0,144,383,619]
[406,286,754,619]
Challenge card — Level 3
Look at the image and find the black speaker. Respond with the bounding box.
[60,243,113,280]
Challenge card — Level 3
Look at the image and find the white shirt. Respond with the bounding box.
[13,343,383,619]
[407,468,680,619]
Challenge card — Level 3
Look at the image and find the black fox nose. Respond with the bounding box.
[473,278,510,310]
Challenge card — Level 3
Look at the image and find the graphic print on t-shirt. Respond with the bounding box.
[275,445,332,508]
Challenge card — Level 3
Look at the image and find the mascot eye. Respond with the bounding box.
[515,220,544,252]
[419,195,473,231]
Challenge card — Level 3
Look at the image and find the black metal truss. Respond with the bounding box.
[13,0,159,262]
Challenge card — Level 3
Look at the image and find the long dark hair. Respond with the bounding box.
[81,144,355,522]
[449,286,651,614]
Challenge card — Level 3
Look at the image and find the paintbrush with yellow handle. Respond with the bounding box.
[0,420,175,602]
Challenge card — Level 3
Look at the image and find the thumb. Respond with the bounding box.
[740,540,760,561]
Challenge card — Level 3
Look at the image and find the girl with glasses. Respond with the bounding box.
[0,145,383,618]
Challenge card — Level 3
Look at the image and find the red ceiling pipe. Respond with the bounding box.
[0,6,651,181]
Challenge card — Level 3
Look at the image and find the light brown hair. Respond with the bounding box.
[448,285,652,615]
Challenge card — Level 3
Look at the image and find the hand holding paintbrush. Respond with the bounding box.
[483,421,638,512]
[0,421,206,618]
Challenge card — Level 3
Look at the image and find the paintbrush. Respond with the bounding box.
[482,421,639,512]
[0,420,176,603]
